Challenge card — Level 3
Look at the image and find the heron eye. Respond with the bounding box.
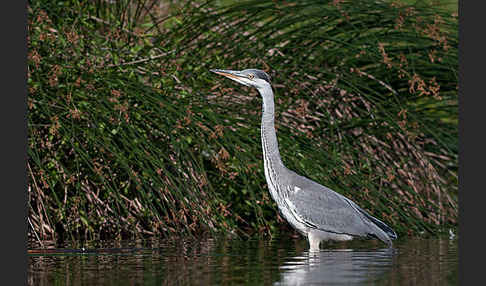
[248,74,255,80]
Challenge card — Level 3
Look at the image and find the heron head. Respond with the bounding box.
[210,69,271,90]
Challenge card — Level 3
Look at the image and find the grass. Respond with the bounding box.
[28,0,458,243]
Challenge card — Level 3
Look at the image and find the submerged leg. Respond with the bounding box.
[307,232,321,252]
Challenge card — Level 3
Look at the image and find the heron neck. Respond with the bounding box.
[259,87,284,169]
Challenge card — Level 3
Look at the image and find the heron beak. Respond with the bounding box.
[210,69,250,86]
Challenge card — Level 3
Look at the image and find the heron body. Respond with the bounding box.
[211,68,397,251]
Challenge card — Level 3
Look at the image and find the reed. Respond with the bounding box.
[28,0,457,242]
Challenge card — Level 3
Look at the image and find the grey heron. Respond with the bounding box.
[210,68,397,251]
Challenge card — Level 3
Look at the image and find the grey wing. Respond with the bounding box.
[285,172,388,240]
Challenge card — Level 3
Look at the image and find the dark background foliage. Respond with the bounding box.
[27,0,458,242]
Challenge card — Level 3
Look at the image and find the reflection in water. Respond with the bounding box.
[28,236,457,285]
[275,248,394,285]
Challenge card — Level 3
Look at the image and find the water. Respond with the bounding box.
[28,235,458,285]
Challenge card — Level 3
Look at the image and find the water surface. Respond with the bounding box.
[28,235,458,285]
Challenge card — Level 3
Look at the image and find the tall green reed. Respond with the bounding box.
[28,0,457,241]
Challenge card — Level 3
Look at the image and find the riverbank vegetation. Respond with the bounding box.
[28,0,458,242]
